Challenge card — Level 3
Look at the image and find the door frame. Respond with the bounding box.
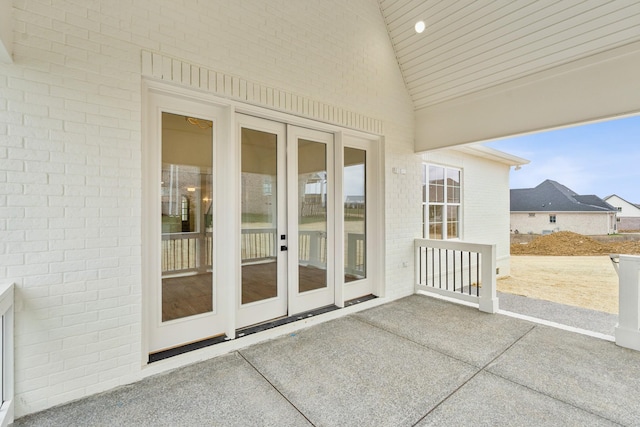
[235,114,289,329]
[287,125,335,315]
[143,86,231,354]
[142,80,385,362]
[340,134,381,301]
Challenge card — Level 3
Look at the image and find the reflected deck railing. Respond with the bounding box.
[162,229,365,276]
[415,238,498,313]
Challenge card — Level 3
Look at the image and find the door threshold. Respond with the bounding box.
[237,294,377,338]
[148,295,377,363]
[237,305,340,338]
[149,334,229,363]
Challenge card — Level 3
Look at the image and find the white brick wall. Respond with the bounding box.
[0,0,417,416]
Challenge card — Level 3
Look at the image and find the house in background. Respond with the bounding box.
[604,195,640,232]
[423,145,528,277]
[510,180,617,235]
[1,0,640,421]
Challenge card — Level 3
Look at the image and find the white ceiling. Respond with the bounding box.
[378,0,640,111]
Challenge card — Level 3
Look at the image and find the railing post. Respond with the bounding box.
[308,231,320,268]
[615,255,640,351]
[0,282,14,427]
[478,244,498,313]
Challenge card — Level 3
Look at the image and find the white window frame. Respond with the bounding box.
[422,163,462,240]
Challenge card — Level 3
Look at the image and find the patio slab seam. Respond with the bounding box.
[349,311,535,369]
[480,368,624,426]
[236,350,315,426]
[411,324,537,426]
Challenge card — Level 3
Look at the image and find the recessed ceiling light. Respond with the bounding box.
[415,20,425,34]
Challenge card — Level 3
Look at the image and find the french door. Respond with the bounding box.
[146,91,228,354]
[236,115,335,328]
[145,86,379,355]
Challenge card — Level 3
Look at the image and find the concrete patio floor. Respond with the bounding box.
[15,294,640,426]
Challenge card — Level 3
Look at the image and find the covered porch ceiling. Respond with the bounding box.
[378,0,640,150]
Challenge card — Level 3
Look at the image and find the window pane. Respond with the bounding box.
[344,147,366,282]
[429,166,444,203]
[447,206,459,238]
[429,223,443,239]
[299,139,327,292]
[161,112,213,322]
[447,169,461,203]
[429,184,444,203]
[429,205,443,239]
[241,128,278,304]
[448,186,460,203]
[429,165,444,182]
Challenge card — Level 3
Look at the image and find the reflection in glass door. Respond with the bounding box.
[297,139,328,293]
[342,135,376,301]
[161,112,214,322]
[237,115,287,329]
[241,128,278,304]
[344,147,366,282]
[288,126,334,315]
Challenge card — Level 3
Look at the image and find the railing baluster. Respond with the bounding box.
[445,249,449,291]
[431,248,435,288]
[468,251,472,295]
[476,252,480,297]
[438,249,442,289]
[460,250,463,294]
[419,246,423,285]
[453,250,456,291]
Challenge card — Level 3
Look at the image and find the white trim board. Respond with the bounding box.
[141,50,383,136]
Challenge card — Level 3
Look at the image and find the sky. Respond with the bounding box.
[485,115,640,203]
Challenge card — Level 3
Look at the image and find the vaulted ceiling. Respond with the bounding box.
[378,0,640,112]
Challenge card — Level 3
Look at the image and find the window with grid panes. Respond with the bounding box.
[422,164,461,239]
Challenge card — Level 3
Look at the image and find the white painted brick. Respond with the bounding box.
[5,0,415,417]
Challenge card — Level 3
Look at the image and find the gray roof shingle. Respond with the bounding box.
[510,180,617,212]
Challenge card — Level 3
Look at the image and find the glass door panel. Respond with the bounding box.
[298,139,327,293]
[288,125,334,315]
[236,115,287,329]
[161,112,213,322]
[241,128,278,304]
[344,147,366,282]
[342,134,377,302]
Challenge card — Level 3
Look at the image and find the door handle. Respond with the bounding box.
[280,245,288,251]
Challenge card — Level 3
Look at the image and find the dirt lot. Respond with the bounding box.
[497,256,619,313]
[498,232,640,314]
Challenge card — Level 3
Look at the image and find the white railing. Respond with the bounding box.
[162,232,212,275]
[345,233,365,277]
[241,228,277,262]
[299,230,327,268]
[614,255,640,351]
[415,239,498,313]
[163,229,364,276]
[0,283,14,427]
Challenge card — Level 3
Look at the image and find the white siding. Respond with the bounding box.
[0,0,417,416]
[605,195,640,218]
